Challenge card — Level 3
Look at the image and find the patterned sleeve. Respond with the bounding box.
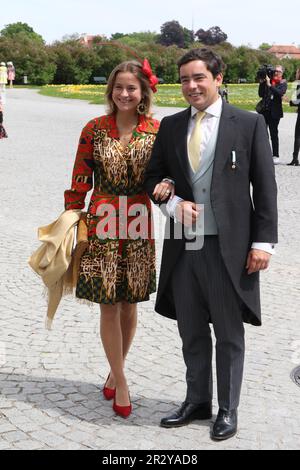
[64,119,95,210]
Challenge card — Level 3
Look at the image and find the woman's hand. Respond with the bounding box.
[153,180,175,202]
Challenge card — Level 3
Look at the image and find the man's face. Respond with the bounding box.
[274,67,283,80]
[180,60,223,111]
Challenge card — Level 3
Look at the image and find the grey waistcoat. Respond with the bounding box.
[188,121,219,235]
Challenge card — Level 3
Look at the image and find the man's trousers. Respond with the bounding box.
[171,236,245,411]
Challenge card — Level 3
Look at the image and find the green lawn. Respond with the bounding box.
[39,83,297,113]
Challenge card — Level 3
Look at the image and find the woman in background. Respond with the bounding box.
[7,62,15,88]
[0,93,8,139]
[0,62,7,92]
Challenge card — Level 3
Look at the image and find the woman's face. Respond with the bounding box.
[112,72,142,114]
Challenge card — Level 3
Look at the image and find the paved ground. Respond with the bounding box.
[0,88,299,450]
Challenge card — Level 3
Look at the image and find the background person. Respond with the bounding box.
[258,65,287,164]
[287,68,300,166]
[0,95,8,139]
[7,62,15,88]
[0,62,8,92]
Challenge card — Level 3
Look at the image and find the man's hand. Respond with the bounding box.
[246,249,271,275]
[266,76,271,87]
[175,201,200,227]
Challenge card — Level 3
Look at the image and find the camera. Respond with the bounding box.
[257,64,276,81]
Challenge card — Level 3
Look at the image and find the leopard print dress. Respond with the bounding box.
[64,114,159,304]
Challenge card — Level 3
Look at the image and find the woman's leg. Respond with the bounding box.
[120,302,138,360]
[104,302,137,403]
[100,303,130,406]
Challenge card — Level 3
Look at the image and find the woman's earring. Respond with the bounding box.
[137,100,146,115]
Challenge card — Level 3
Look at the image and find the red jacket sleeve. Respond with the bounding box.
[64,120,95,210]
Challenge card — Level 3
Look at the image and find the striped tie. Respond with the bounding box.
[188,111,206,172]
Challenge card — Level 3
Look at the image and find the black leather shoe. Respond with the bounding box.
[211,409,238,441]
[160,401,212,428]
[287,159,299,166]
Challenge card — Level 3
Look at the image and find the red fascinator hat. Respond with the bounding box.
[140,59,159,93]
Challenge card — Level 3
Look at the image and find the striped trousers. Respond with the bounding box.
[171,236,245,411]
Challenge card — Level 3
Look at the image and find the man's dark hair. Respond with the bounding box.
[177,48,225,78]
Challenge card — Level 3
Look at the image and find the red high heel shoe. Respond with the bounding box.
[113,392,132,418]
[102,374,116,400]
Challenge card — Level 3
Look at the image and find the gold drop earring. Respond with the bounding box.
[137,99,146,115]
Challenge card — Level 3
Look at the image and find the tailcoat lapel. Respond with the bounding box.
[213,102,238,177]
[173,108,192,188]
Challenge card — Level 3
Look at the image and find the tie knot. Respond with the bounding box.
[195,111,206,122]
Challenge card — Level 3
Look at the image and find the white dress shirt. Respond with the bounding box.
[166,97,275,254]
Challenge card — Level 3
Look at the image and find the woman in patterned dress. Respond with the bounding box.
[64,60,166,418]
[0,93,8,139]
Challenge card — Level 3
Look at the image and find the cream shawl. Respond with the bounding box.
[28,210,88,329]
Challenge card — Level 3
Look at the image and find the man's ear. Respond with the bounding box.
[216,73,223,88]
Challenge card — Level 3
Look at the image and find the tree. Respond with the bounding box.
[0,22,44,44]
[258,43,272,51]
[123,31,159,43]
[183,28,194,49]
[92,42,127,80]
[61,33,81,42]
[158,21,185,48]
[280,58,300,81]
[0,22,54,84]
[195,26,227,45]
[51,39,97,84]
[153,44,182,82]
[223,46,260,82]
[0,33,55,84]
[258,42,272,51]
[111,33,126,40]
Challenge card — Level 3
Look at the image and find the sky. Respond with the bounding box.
[0,0,298,48]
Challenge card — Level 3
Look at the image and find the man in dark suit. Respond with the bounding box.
[258,65,287,165]
[287,67,300,166]
[144,49,278,441]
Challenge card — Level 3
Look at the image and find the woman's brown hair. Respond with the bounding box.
[106,60,153,116]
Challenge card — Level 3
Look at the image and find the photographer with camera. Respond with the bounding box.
[287,68,300,166]
[258,65,287,165]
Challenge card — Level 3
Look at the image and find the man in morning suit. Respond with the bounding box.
[144,49,278,441]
